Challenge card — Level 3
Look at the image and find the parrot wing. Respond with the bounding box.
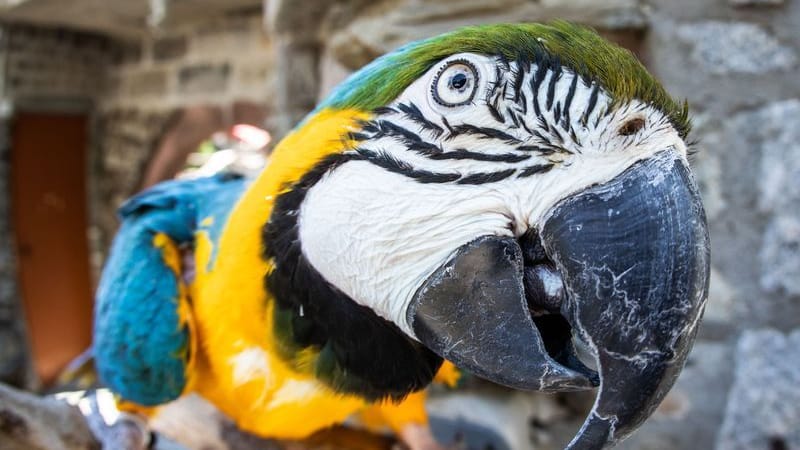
[94,174,246,406]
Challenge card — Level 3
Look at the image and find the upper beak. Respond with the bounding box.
[407,151,710,448]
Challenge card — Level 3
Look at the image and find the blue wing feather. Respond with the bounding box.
[94,174,247,405]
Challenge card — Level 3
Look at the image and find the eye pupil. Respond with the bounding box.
[450,73,468,90]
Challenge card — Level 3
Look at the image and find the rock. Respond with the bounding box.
[152,34,188,61]
[729,0,784,6]
[120,68,169,97]
[178,62,231,95]
[760,216,800,295]
[739,100,800,296]
[704,267,737,323]
[715,329,800,450]
[0,383,99,450]
[756,100,800,213]
[676,21,796,75]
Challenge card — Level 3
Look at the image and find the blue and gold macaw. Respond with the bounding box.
[95,21,710,449]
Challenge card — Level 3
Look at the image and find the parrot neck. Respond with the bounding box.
[262,152,443,401]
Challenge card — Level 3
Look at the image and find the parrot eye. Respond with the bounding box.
[431,59,479,107]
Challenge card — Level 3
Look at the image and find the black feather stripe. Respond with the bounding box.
[429,149,531,163]
[357,148,461,183]
[447,124,521,144]
[457,169,516,185]
[563,73,578,122]
[263,153,443,401]
[396,102,445,137]
[518,163,555,178]
[582,82,600,126]
[546,64,562,110]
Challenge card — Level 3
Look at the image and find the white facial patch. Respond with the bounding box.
[299,162,513,337]
[298,52,689,338]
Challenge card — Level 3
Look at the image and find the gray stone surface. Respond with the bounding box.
[729,0,784,5]
[0,105,36,390]
[676,21,796,75]
[119,68,168,97]
[715,329,800,450]
[760,216,800,296]
[178,62,231,94]
[728,99,800,296]
[0,382,98,450]
[152,35,188,61]
[755,100,800,214]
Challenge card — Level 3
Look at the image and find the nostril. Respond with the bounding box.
[519,229,549,265]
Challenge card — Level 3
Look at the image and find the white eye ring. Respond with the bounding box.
[431,59,479,107]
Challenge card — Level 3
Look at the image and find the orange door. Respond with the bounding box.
[10,112,93,383]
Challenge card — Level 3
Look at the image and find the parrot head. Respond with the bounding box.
[263,21,709,449]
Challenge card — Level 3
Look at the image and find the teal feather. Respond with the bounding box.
[93,174,247,405]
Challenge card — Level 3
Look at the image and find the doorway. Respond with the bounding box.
[10,111,93,383]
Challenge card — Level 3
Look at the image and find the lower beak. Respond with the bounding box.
[407,151,710,448]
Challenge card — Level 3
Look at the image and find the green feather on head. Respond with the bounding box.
[320,21,691,138]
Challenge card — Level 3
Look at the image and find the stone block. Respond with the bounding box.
[729,0,784,6]
[676,21,796,75]
[121,68,168,98]
[689,114,727,222]
[756,100,800,214]
[189,14,265,57]
[715,329,800,450]
[730,100,800,296]
[153,35,188,61]
[178,63,231,95]
[233,57,273,93]
[760,216,800,296]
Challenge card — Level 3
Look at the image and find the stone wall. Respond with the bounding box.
[94,9,275,253]
[0,102,36,390]
[645,2,800,448]
[0,23,114,389]
[0,10,275,385]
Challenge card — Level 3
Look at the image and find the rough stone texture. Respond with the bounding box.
[91,107,177,253]
[178,62,231,94]
[729,0,784,6]
[0,101,37,391]
[757,101,800,214]
[715,329,800,450]
[2,24,112,99]
[152,35,188,61]
[676,21,796,75]
[117,68,169,98]
[699,100,800,323]
[760,217,800,296]
[0,0,263,39]
[0,382,98,450]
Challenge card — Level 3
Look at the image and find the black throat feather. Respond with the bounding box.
[262,153,443,402]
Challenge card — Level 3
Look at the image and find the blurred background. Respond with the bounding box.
[0,0,798,449]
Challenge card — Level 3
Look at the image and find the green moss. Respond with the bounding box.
[321,21,690,138]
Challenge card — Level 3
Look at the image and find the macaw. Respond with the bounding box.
[94,21,710,449]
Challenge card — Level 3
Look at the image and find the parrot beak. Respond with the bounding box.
[407,151,710,448]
